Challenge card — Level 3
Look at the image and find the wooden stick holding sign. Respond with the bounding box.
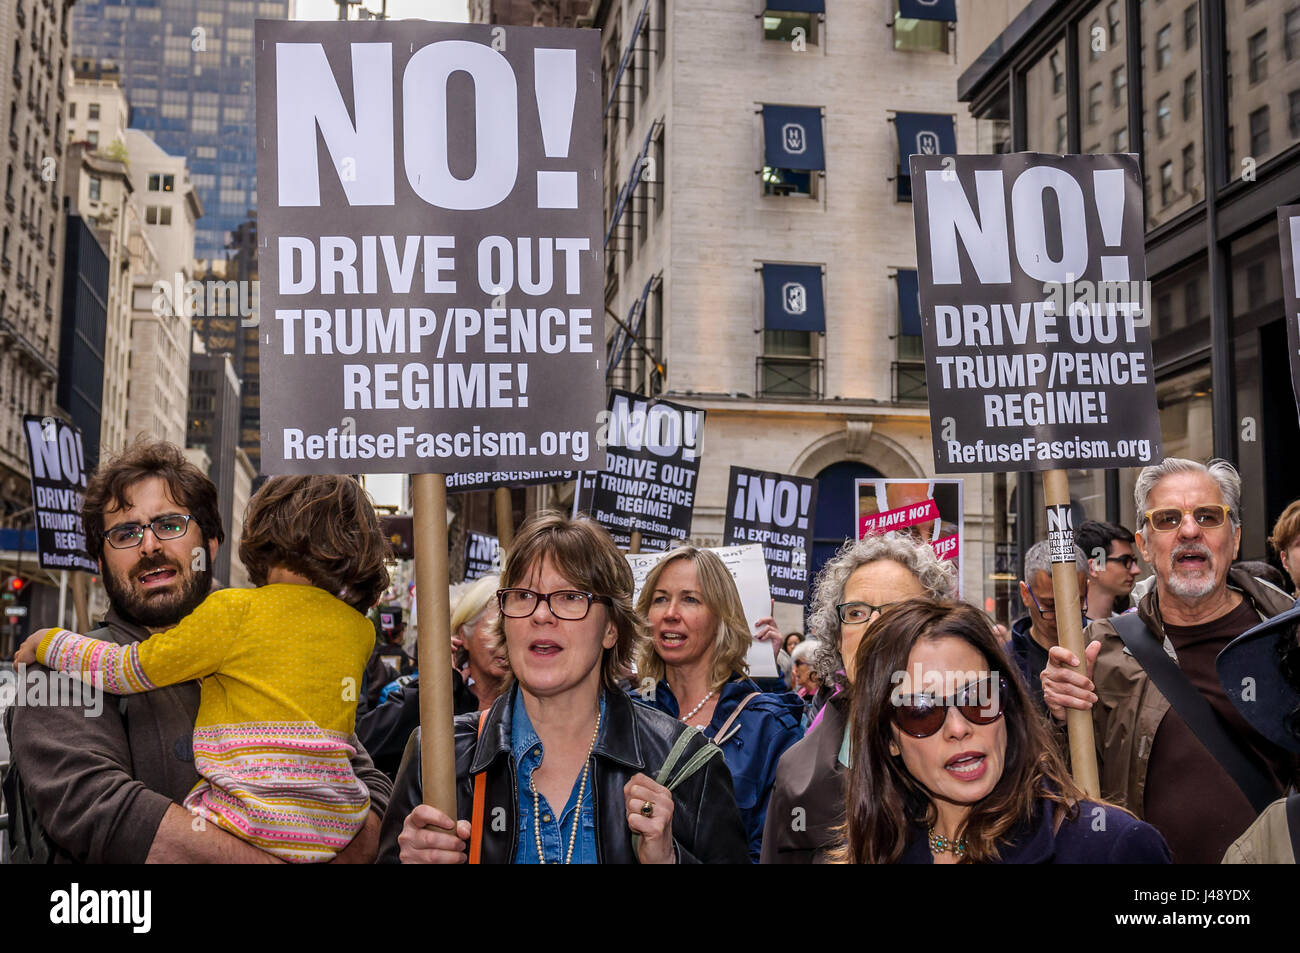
[1041,469,1100,798]
[413,473,457,818]
[629,530,642,554]
[494,487,515,549]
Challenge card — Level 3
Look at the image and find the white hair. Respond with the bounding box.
[1133,458,1241,529]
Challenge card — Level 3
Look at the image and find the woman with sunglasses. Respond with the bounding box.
[377,512,749,864]
[761,534,956,864]
[841,599,1170,864]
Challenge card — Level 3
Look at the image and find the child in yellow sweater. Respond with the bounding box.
[17,475,391,862]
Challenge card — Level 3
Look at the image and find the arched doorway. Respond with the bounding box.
[809,460,883,603]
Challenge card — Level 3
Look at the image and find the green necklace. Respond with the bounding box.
[928,827,967,858]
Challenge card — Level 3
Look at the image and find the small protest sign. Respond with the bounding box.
[1277,205,1300,423]
[723,467,817,604]
[856,479,962,593]
[575,390,705,547]
[445,470,575,493]
[463,531,501,580]
[625,544,778,678]
[255,21,605,474]
[909,153,1162,473]
[22,415,96,573]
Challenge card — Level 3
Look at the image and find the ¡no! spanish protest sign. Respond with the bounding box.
[255,21,605,474]
[909,153,1162,473]
[723,467,817,604]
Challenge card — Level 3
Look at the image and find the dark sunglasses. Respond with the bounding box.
[892,676,1008,738]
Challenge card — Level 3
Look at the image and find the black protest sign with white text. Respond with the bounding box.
[23,416,96,573]
[1277,205,1300,424]
[255,21,604,474]
[463,531,500,580]
[578,390,704,545]
[723,467,817,604]
[909,153,1162,473]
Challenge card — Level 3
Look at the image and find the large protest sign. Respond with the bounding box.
[255,21,604,474]
[463,531,501,580]
[856,478,962,595]
[575,390,705,548]
[1277,205,1300,422]
[723,467,817,604]
[22,416,96,573]
[909,153,1161,473]
[626,544,778,678]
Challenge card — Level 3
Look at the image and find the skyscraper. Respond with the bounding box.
[70,0,292,258]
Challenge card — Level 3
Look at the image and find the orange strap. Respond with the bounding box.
[468,709,490,865]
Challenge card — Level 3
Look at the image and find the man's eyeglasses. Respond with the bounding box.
[497,588,612,621]
[892,676,1008,738]
[103,514,194,549]
[1104,553,1138,570]
[836,601,896,625]
[1143,504,1232,533]
[1025,585,1056,620]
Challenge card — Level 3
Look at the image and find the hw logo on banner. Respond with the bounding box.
[782,122,807,154]
[916,130,940,155]
[782,282,807,315]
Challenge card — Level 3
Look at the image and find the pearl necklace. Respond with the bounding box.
[680,689,716,723]
[928,827,967,858]
[530,707,602,864]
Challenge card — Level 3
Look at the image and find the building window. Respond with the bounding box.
[1288,8,1300,61]
[1156,94,1172,138]
[893,3,949,53]
[762,166,815,198]
[1056,114,1067,153]
[1111,66,1126,108]
[761,330,819,397]
[1107,2,1121,45]
[88,102,99,120]
[1182,143,1195,192]
[147,173,175,192]
[764,9,817,47]
[87,130,98,147]
[1088,83,1103,125]
[88,175,101,201]
[1050,51,1063,96]
[1248,29,1267,84]
[1182,72,1197,121]
[68,102,75,119]
[1160,161,1174,205]
[1089,19,1101,61]
[1184,3,1197,51]
[1156,24,1172,70]
[1290,89,1300,139]
[1249,106,1270,157]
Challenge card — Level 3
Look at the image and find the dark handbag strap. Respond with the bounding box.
[1287,792,1300,862]
[1112,612,1278,813]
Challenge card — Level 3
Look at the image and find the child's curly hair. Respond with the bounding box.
[239,475,391,612]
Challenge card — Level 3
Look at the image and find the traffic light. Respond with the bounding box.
[2,576,23,601]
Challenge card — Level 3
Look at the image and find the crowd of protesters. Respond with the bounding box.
[3,438,1298,864]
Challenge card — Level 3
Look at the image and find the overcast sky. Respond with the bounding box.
[293,0,469,22]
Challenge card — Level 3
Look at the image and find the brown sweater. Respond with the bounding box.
[8,607,392,863]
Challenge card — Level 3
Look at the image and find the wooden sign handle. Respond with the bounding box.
[1041,468,1101,799]
[413,473,458,821]
[494,486,514,549]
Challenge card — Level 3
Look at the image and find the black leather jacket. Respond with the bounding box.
[376,687,750,863]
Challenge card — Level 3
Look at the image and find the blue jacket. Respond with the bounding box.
[639,675,804,863]
[898,799,1172,864]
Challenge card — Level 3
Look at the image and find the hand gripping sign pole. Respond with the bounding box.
[413,473,458,819]
[1041,470,1100,798]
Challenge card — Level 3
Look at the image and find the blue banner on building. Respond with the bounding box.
[897,0,957,21]
[894,112,956,199]
[765,0,825,12]
[762,105,825,172]
[897,269,922,337]
[762,263,825,333]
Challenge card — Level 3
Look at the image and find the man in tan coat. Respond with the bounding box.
[1041,458,1296,864]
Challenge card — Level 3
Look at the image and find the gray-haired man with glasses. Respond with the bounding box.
[1007,539,1088,716]
[1040,457,1297,863]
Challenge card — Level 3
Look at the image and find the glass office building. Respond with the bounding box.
[70,0,291,258]
[961,0,1300,571]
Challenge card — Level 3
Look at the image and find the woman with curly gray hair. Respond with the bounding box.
[760,533,957,864]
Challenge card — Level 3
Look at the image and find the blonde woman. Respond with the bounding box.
[635,547,803,863]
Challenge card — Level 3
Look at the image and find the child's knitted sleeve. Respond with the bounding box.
[35,591,246,695]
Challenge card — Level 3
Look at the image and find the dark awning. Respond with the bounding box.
[762,264,825,333]
[762,105,825,172]
[893,112,956,199]
[604,0,650,118]
[898,0,957,21]
[607,276,655,379]
[765,0,825,12]
[896,269,922,337]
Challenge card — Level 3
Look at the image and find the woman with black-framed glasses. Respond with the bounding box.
[377,512,749,864]
[839,599,1169,864]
